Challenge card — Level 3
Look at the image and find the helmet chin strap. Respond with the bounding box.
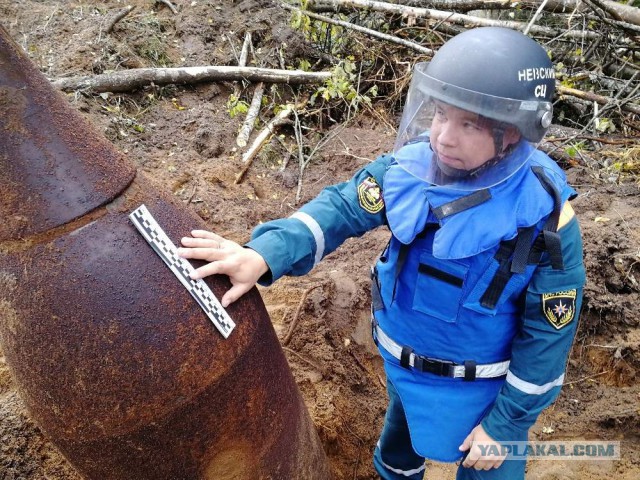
[433,124,511,180]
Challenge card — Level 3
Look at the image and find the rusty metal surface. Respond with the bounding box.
[0,23,331,479]
[1,177,330,479]
[0,24,136,242]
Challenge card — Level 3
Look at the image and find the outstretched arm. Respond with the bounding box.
[179,155,391,306]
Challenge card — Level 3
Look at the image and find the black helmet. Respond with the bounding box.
[422,27,555,142]
[392,27,556,190]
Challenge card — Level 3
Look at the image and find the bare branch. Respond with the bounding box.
[544,0,640,26]
[558,83,640,115]
[235,104,297,184]
[236,82,265,147]
[282,346,327,375]
[524,0,551,35]
[304,0,601,38]
[103,5,135,34]
[232,31,252,117]
[52,66,332,93]
[319,0,640,26]
[156,0,178,15]
[281,3,435,55]
[239,31,252,67]
[282,283,325,346]
[318,0,513,13]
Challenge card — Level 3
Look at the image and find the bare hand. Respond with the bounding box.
[459,424,506,471]
[177,230,268,307]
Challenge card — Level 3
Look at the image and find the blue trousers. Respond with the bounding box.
[373,381,526,480]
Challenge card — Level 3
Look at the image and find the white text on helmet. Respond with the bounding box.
[517,68,555,82]
[534,84,547,98]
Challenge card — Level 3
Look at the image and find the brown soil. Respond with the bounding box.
[1,1,638,479]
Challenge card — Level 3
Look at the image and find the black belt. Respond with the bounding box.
[372,321,510,381]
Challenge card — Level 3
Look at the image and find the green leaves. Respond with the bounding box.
[227,94,250,118]
[310,59,376,111]
[564,142,585,158]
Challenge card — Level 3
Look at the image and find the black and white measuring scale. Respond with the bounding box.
[129,204,235,338]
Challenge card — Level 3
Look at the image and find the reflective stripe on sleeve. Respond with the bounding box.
[506,370,565,395]
[290,211,325,266]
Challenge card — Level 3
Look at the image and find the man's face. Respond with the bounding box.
[430,102,519,171]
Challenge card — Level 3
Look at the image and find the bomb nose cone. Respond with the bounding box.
[0,26,136,242]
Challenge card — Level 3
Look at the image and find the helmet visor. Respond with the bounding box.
[393,63,543,191]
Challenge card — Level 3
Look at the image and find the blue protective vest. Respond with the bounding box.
[372,142,576,461]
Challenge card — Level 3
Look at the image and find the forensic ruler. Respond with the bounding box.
[129,204,235,338]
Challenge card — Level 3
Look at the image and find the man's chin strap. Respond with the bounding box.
[492,123,507,158]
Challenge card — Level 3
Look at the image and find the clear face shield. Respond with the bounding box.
[393,63,547,191]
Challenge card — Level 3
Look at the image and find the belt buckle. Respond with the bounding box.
[418,356,455,377]
[435,358,456,377]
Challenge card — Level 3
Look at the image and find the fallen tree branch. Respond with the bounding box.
[312,0,640,26]
[524,0,551,35]
[232,32,251,99]
[282,346,327,376]
[236,82,265,148]
[281,3,434,55]
[104,5,135,34]
[235,104,296,184]
[229,32,264,147]
[156,0,178,15]
[282,284,325,346]
[545,0,640,26]
[239,31,252,67]
[51,66,332,93]
[557,84,640,115]
[242,105,295,164]
[234,32,263,148]
[545,135,638,145]
[311,0,512,13]
[304,0,601,38]
[582,0,640,33]
[563,370,610,386]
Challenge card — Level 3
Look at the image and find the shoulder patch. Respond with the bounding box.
[357,177,384,214]
[542,290,577,329]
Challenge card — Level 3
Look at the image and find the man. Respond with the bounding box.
[178,27,586,479]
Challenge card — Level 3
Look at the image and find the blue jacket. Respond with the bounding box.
[246,143,585,461]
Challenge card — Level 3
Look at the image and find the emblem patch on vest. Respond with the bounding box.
[357,177,384,214]
[542,290,577,329]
